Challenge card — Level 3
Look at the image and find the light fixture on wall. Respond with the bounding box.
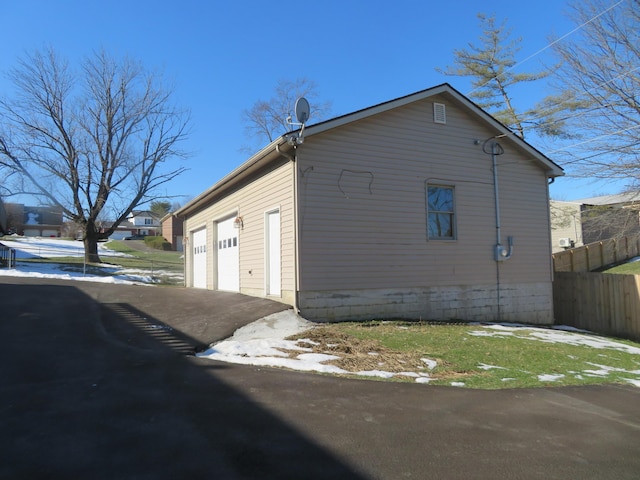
[233,216,243,229]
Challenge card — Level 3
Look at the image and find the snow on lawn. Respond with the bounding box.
[468,323,640,355]
[0,259,154,285]
[0,236,130,259]
[0,236,152,285]
[198,316,640,388]
[197,310,433,380]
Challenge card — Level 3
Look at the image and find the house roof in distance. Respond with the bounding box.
[574,191,640,206]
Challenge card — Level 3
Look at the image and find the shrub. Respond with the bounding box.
[144,236,172,251]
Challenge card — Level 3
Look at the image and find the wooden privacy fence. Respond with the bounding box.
[552,235,640,273]
[554,272,640,341]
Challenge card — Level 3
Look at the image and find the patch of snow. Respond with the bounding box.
[421,358,437,370]
[471,323,640,356]
[0,261,150,285]
[527,330,640,355]
[225,309,315,342]
[584,362,640,376]
[1,237,131,259]
[478,363,508,370]
[553,325,593,334]
[468,329,516,338]
[356,370,395,379]
[296,353,341,363]
[451,382,465,387]
[0,237,170,285]
[538,374,566,382]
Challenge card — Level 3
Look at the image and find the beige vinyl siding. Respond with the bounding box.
[183,160,295,304]
[296,94,552,292]
[496,159,553,283]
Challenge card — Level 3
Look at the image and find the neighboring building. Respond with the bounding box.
[161,213,184,251]
[550,193,640,249]
[550,200,583,253]
[127,210,161,235]
[575,192,640,244]
[101,211,162,240]
[177,84,564,324]
[2,203,63,237]
[105,210,162,240]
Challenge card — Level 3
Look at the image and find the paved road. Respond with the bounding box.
[1,277,640,479]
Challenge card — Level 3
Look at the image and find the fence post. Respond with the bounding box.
[570,250,574,272]
[585,245,590,272]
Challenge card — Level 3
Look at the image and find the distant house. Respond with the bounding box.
[161,213,184,251]
[127,210,162,235]
[550,193,640,250]
[2,203,63,237]
[176,84,564,324]
[550,200,583,252]
[105,210,162,240]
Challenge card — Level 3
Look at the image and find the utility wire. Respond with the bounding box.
[452,1,636,169]
[466,0,626,98]
[549,124,640,155]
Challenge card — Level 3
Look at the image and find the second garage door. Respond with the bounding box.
[217,216,239,291]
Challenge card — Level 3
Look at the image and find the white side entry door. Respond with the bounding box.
[265,209,281,296]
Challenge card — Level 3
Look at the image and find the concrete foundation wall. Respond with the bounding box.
[299,282,553,325]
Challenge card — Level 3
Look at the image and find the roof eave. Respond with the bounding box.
[175,137,293,217]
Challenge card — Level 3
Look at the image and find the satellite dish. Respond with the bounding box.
[295,97,310,124]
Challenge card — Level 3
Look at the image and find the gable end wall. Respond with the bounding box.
[296,94,554,323]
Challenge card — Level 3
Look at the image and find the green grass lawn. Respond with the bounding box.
[105,240,183,270]
[603,260,640,274]
[301,321,640,389]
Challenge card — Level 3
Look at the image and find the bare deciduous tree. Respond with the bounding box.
[242,77,331,147]
[0,48,190,262]
[547,0,640,182]
[581,205,640,243]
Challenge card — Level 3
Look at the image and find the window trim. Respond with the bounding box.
[426,184,456,241]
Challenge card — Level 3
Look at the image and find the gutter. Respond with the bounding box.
[175,137,294,217]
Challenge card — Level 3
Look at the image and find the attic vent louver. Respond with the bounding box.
[433,102,446,124]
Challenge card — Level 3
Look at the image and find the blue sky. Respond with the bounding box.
[0,0,624,205]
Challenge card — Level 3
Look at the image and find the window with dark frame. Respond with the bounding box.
[427,185,455,240]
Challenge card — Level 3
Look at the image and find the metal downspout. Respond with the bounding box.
[277,143,301,314]
[492,142,502,322]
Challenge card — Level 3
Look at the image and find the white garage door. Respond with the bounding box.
[192,228,207,289]
[217,216,239,292]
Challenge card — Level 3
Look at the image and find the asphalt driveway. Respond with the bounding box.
[1,277,640,479]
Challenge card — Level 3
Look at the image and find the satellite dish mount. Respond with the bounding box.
[286,97,310,145]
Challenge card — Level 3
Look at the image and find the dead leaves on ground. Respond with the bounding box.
[286,327,473,381]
